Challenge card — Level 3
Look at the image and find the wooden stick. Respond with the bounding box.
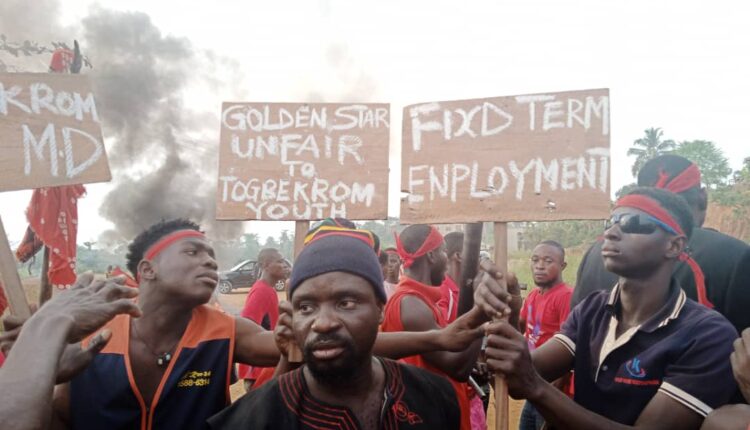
[287,220,310,363]
[39,246,52,306]
[493,222,509,430]
[0,215,31,318]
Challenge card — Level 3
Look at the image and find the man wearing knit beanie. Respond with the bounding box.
[209,225,467,429]
[572,154,750,334]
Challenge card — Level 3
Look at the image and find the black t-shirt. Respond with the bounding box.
[572,228,750,333]
[207,358,461,430]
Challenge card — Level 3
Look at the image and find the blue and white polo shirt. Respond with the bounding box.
[553,279,738,425]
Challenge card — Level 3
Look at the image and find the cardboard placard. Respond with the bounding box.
[217,102,390,221]
[401,89,611,224]
[0,73,111,191]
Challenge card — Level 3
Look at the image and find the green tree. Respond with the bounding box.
[241,233,261,262]
[627,128,675,177]
[278,230,293,260]
[673,140,732,189]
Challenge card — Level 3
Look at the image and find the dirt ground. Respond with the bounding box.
[219,289,523,427]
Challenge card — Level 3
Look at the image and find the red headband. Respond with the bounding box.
[614,194,712,309]
[654,163,701,193]
[615,195,685,236]
[144,230,206,261]
[394,226,444,269]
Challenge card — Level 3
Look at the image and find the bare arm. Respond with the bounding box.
[233,317,280,367]
[485,320,703,430]
[375,306,486,360]
[399,296,482,381]
[0,315,72,430]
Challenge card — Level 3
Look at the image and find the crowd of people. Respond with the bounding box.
[0,154,749,430]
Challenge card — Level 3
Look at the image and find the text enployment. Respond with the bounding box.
[401,89,611,223]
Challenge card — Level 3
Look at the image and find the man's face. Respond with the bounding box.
[264,251,290,281]
[292,271,383,385]
[149,237,219,304]
[529,244,565,288]
[601,207,674,278]
[428,242,448,286]
[385,253,401,282]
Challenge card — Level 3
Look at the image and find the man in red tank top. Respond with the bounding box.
[381,224,483,430]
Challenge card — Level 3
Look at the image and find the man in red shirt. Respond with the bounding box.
[518,240,573,430]
[238,248,290,391]
[382,224,482,430]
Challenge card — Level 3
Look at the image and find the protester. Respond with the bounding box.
[238,248,290,391]
[477,188,738,429]
[382,247,401,298]
[381,224,483,430]
[0,273,140,430]
[573,155,750,333]
[518,240,573,430]
[51,219,282,430]
[208,226,462,429]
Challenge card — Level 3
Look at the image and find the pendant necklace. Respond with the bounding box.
[132,322,177,367]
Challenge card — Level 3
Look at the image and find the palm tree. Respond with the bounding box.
[627,128,675,177]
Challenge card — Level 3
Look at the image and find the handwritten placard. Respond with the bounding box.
[217,102,390,220]
[0,73,111,191]
[401,89,611,223]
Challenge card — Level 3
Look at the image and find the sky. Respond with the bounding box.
[1,0,748,246]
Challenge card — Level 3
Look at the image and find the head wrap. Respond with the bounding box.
[394,225,444,269]
[614,194,712,308]
[144,230,206,260]
[654,163,701,193]
[290,222,385,302]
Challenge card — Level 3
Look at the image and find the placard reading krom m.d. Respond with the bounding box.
[0,73,111,192]
[217,102,390,221]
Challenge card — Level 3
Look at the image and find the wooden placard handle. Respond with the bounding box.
[0,215,31,319]
[493,222,509,430]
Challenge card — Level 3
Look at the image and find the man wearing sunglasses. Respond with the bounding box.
[573,155,750,334]
[475,188,738,429]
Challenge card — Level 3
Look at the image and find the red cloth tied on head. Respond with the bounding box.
[614,194,713,308]
[654,163,701,193]
[394,226,444,269]
[144,230,205,261]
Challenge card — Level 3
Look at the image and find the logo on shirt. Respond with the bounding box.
[625,358,646,378]
[177,370,212,388]
[394,401,423,425]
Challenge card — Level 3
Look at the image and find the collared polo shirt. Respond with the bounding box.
[553,279,738,425]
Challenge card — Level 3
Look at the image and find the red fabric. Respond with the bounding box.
[24,186,85,286]
[394,226,444,269]
[49,48,74,73]
[238,280,279,380]
[520,283,573,350]
[655,164,701,193]
[250,367,276,390]
[615,194,713,308]
[381,276,471,430]
[437,275,459,323]
[615,195,684,236]
[0,351,4,368]
[110,267,139,289]
[144,230,205,260]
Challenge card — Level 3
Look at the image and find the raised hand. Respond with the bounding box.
[483,320,543,400]
[436,306,487,352]
[731,328,750,403]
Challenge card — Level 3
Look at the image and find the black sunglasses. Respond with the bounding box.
[605,213,678,235]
